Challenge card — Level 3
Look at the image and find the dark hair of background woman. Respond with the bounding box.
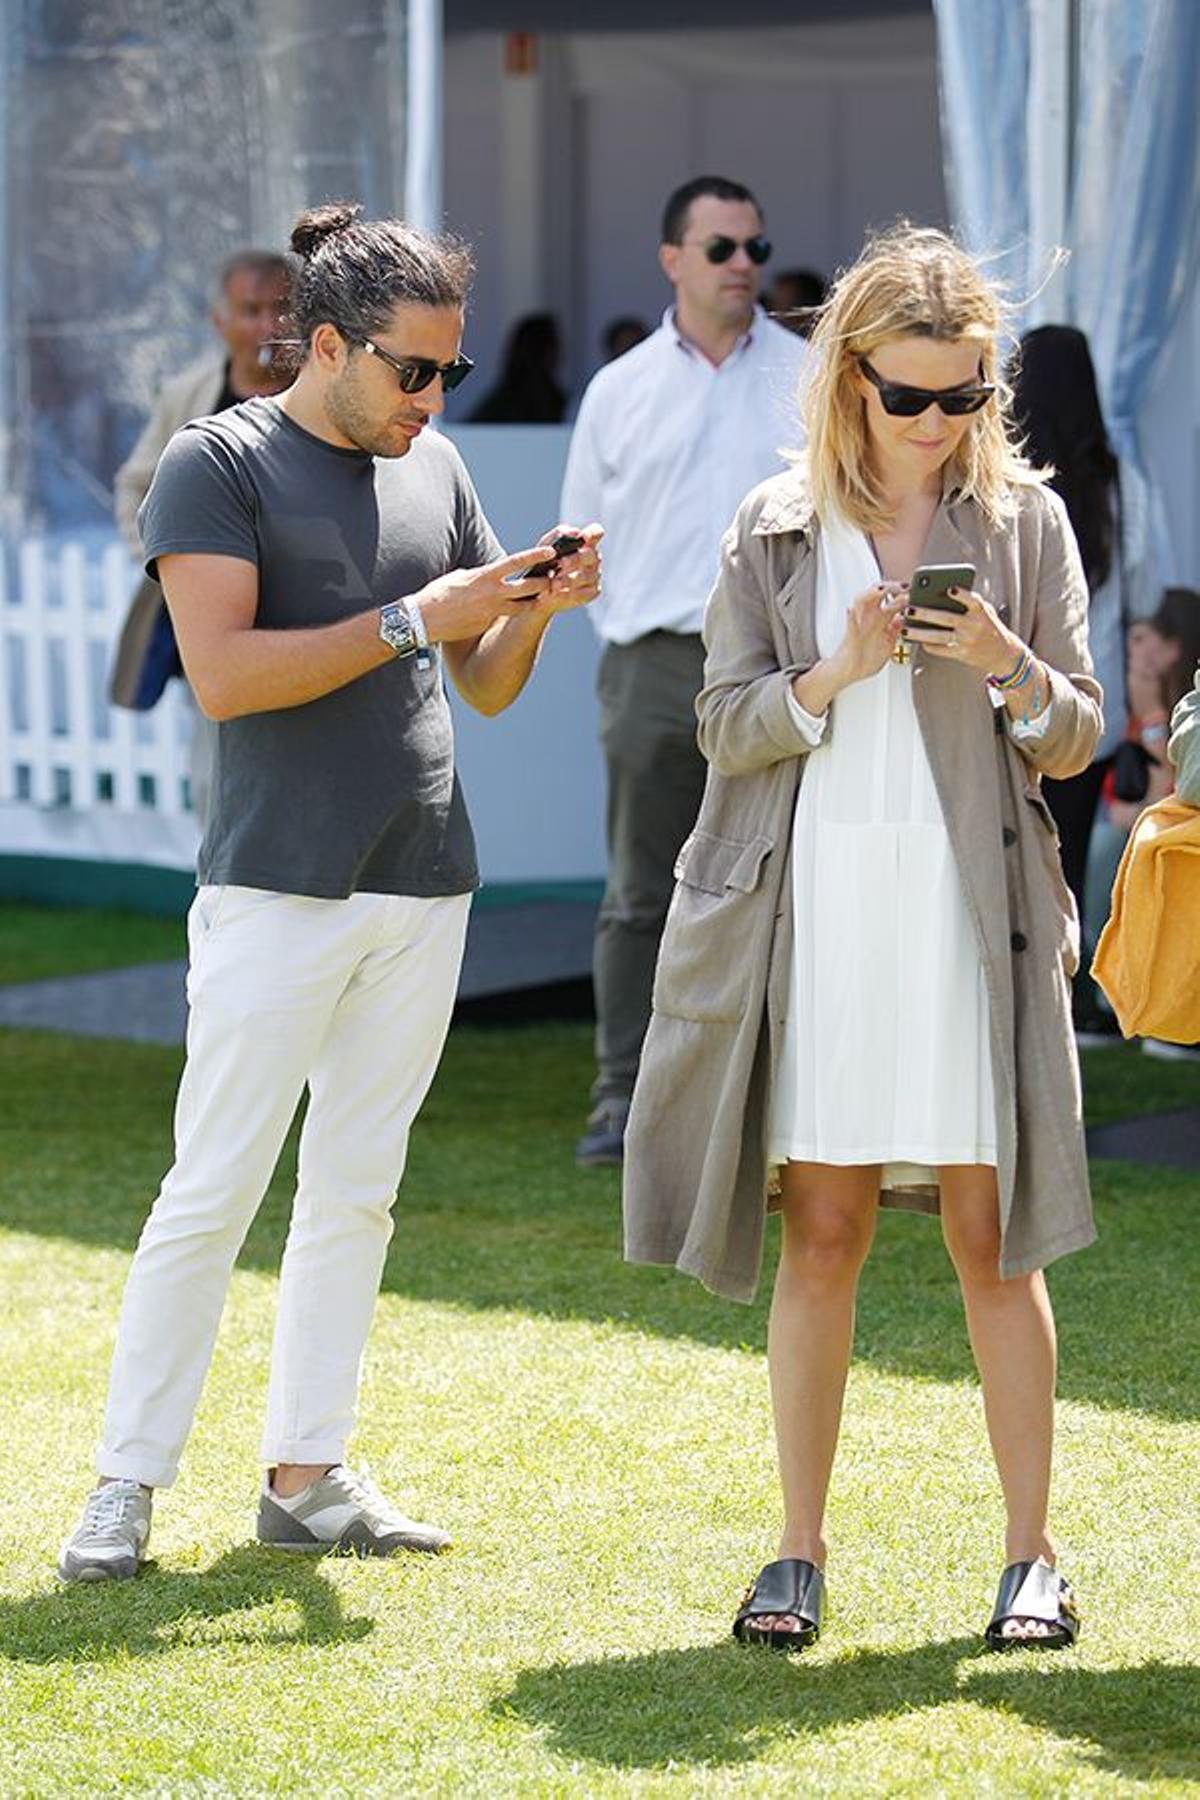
[1151,587,1200,713]
[1010,325,1119,592]
[468,312,565,424]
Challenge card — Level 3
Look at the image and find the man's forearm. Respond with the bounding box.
[185,601,548,722]
[179,606,394,720]
[445,607,552,717]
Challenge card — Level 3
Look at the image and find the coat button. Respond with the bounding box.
[1002,827,1017,847]
[1011,930,1028,952]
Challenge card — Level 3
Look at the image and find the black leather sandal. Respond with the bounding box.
[985,1559,1080,1650]
[732,1557,825,1651]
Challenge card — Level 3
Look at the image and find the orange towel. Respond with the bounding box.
[1092,798,1200,1044]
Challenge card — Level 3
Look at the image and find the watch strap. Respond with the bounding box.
[409,600,432,670]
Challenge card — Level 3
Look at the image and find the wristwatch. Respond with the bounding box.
[379,599,432,670]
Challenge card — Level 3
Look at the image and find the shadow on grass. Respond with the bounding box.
[496,1639,1199,1783]
[0,1546,373,1664]
[0,1026,1196,1422]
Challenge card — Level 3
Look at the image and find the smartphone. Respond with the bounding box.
[518,531,586,581]
[907,563,975,630]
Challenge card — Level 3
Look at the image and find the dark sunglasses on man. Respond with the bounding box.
[264,338,475,396]
[858,357,996,417]
[359,337,474,394]
[686,234,773,266]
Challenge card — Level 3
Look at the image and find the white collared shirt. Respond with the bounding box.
[561,305,808,644]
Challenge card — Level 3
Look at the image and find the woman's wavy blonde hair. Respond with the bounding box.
[802,222,1044,533]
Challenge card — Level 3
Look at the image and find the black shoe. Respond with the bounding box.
[575,1100,628,1166]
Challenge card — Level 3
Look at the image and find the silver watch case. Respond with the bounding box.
[379,599,419,658]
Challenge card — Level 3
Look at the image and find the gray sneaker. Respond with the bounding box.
[575,1098,629,1167]
[257,1464,451,1556]
[58,1479,152,1583]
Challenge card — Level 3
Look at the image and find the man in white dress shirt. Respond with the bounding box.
[561,175,808,1164]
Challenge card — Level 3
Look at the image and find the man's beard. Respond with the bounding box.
[326,370,409,458]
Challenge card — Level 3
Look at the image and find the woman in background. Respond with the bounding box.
[468,312,566,424]
[1112,589,1200,824]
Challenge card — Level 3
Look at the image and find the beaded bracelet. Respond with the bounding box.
[988,647,1033,691]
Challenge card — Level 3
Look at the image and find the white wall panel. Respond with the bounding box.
[692,84,842,282]
[445,19,947,399]
[443,35,507,407]
[571,86,693,386]
[838,75,948,249]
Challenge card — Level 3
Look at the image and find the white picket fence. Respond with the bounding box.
[0,534,198,863]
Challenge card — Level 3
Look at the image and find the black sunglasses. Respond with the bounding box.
[858,357,995,417]
[360,338,474,394]
[685,234,772,266]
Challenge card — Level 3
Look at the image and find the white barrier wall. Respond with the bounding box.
[442,424,605,886]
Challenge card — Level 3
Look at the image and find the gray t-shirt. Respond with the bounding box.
[139,398,502,899]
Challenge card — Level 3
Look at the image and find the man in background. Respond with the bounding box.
[561,175,807,1166]
[110,250,294,821]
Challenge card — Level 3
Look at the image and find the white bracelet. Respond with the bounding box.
[410,600,432,671]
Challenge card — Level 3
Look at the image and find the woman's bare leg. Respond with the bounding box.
[748,1162,879,1635]
[939,1165,1059,1637]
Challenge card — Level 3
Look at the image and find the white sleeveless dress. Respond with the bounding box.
[767,509,998,1183]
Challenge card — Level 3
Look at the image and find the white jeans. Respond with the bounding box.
[98,884,471,1488]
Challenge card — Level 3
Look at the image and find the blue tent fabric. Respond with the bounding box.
[931,0,1030,282]
[933,0,1200,588]
[1077,0,1200,468]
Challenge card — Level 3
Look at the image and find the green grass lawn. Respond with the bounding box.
[0,911,1197,1793]
[0,902,185,985]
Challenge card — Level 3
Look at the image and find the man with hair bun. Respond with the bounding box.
[59,200,601,1582]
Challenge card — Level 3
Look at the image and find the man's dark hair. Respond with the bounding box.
[661,176,761,247]
[216,249,294,299]
[289,201,474,352]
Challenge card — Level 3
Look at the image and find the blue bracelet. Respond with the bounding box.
[989,648,1032,691]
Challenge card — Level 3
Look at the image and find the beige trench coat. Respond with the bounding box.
[623,470,1103,1302]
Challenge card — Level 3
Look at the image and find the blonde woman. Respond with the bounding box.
[624,225,1100,1651]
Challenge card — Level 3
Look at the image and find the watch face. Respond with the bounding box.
[380,602,416,656]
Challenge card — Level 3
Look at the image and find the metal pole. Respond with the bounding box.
[405,0,443,228]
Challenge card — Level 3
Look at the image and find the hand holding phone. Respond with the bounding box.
[511,532,586,584]
[906,563,975,632]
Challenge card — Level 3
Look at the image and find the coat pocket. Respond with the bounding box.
[653,831,774,1022]
[1022,788,1081,976]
